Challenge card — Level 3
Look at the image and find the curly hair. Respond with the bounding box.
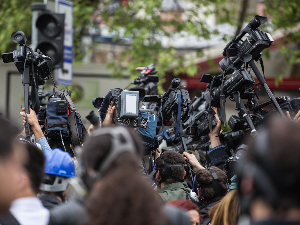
[196,166,227,202]
[155,150,185,184]
[83,127,166,225]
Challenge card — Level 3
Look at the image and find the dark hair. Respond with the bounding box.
[83,127,165,225]
[156,150,185,184]
[22,143,45,194]
[242,116,300,209]
[196,166,227,202]
[0,117,19,160]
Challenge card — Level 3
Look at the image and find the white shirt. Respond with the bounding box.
[10,197,50,225]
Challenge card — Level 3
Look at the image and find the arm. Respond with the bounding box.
[207,119,229,169]
[182,152,205,173]
[20,108,51,151]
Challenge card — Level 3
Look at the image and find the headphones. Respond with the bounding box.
[90,126,137,179]
[151,152,184,184]
[199,168,226,198]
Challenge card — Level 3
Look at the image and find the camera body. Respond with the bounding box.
[98,88,141,127]
[220,15,273,75]
[130,64,159,100]
[2,45,51,85]
[200,69,255,108]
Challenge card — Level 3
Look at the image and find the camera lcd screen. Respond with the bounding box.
[125,93,137,114]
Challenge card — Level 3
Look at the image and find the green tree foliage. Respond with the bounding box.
[96,0,227,91]
[264,0,300,65]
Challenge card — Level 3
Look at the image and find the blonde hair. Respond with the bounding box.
[210,190,240,225]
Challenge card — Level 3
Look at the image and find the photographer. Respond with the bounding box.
[154,150,191,203]
[183,153,227,222]
[238,116,300,224]
[20,108,51,152]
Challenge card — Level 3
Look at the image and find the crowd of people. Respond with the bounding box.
[0,103,300,225]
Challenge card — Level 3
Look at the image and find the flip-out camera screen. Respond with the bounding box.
[118,90,139,118]
[125,93,138,114]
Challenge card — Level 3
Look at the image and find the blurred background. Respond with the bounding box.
[0,0,299,128]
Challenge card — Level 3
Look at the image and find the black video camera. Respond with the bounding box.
[2,31,52,84]
[97,88,141,127]
[200,68,255,108]
[129,64,159,100]
[219,15,273,75]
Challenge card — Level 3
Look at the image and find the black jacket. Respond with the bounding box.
[200,201,217,223]
[38,195,62,210]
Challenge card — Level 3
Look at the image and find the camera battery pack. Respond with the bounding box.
[56,100,68,114]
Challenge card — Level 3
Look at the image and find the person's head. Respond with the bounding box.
[168,200,201,225]
[39,148,75,201]
[83,126,165,225]
[155,150,186,186]
[238,116,300,220]
[17,142,46,197]
[209,189,240,225]
[0,118,23,213]
[196,166,227,203]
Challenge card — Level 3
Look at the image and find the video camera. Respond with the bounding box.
[130,64,159,100]
[94,64,160,127]
[2,31,52,140]
[219,15,273,75]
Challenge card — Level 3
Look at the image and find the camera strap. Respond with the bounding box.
[61,90,82,146]
[160,93,181,141]
[31,62,40,114]
[207,79,218,137]
[258,57,265,78]
[220,77,226,125]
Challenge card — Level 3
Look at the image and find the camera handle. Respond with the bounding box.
[249,59,285,116]
[233,92,258,137]
[22,61,31,141]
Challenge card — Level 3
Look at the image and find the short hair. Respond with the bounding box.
[196,166,227,202]
[22,143,45,194]
[0,117,18,160]
[156,151,185,184]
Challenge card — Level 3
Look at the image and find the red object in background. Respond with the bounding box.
[180,76,300,91]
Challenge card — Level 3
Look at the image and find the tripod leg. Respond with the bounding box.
[249,59,284,116]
